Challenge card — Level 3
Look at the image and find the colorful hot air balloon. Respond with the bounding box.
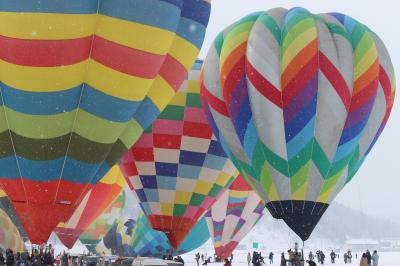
[0,0,211,244]
[0,207,25,251]
[201,8,395,241]
[121,60,238,248]
[205,175,265,259]
[79,187,128,252]
[54,165,126,248]
[0,189,28,242]
[98,210,210,258]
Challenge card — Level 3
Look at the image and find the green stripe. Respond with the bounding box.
[312,140,331,177]
[354,32,375,66]
[259,13,282,44]
[288,139,314,177]
[282,18,316,56]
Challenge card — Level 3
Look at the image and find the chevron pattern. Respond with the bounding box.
[201,7,395,240]
[205,175,265,259]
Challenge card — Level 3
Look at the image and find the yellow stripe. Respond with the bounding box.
[0,12,96,39]
[354,43,378,80]
[119,119,144,148]
[168,36,199,70]
[146,76,175,109]
[268,183,280,202]
[96,14,175,56]
[86,59,152,101]
[281,27,317,71]
[160,203,173,216]
[187,80,201,93]
[220,31,248,67]
[0,60,86,92]
[292,180,308,200]
[0,189,6,197]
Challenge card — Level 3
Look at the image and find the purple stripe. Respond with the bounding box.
[284,72,318,123]
[344,97,375,129]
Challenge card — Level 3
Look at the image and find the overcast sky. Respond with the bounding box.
[199,0,400,222]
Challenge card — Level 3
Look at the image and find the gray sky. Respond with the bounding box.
[199,0,400,222]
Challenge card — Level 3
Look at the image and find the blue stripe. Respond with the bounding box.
[1,83,81,115]
[100,0,182,32]
[284,94,317,142]
[80,85,140,122]
[243,118,257,160]
[176,18,206,48]
[287,116,315,160]
[204,154,228,171]
[0,0,99,14]
[334,133,362,162]
[181,0,211,27]
[0,156,99,183]
[134,96,161,130]
[338,116,369,145]
[1,83,140,122]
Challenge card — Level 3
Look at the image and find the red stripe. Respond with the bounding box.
[159,55,188,91]
[223,56,246,107]
[246,58,282,108]
[0,35,92,67]
[282,53,318,107]
[379,66,392,102]
[200,81,229,116]
[319,52,351,111]
[183,121,212,139]
[229,175,251,191]
[92,35,165,79]
[349,79,379,112]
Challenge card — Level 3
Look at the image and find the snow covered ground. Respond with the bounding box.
[181,251,400,266]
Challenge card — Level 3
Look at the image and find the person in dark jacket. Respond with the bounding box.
[366,250,372,266]
[306,260,316,266]
[0,253,5,266]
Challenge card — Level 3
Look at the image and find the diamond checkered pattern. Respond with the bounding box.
[121,60,237,248]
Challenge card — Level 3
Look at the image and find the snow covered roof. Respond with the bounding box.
[345,239,379,245]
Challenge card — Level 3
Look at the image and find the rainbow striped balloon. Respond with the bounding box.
[201,8,395,241]
[0,0,211,244]
[205,175,265,259]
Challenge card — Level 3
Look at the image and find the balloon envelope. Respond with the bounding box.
[0,0,211,243]
[79,187,129,252]
[201,8,395,241]
[121,60,238,248]
[205,175,265,259]
[0,189,28,242]
[54,165,126,248]
[0,207,25,252]
[98,210,209,258]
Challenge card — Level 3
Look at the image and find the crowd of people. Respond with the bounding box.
[0,248,55,266]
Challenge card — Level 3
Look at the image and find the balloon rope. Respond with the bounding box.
[53,0,102,206]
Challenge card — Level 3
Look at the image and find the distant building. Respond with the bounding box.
[379,238,400,251]
[345,239,379,251]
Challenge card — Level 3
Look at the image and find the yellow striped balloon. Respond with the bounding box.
[0,0,211,244]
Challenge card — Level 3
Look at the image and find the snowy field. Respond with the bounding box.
[181,251,400,266]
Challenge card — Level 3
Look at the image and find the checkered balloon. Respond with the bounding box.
[121,60,238,248]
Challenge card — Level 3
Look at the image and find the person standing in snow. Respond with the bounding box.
[371,251,379,266]
[247,253,251,266]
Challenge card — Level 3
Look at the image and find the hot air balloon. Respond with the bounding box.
[0,0,211,244]
[121,60,238,248]
[0,189,28,242]
[54,165,126,248]
[0,207,26,252]
[200,8,395,241]
[98,210,210,258]
[79,187,128,253]
[205,175,265,259]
